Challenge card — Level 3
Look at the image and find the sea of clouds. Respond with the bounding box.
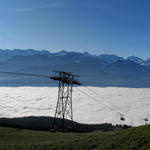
[0,86,150,126]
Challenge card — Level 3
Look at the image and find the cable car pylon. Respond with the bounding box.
[50,71,81,131]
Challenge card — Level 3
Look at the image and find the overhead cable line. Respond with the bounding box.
[82,85,120,111]
[0,71,50,78]
[82,85,132,118]
[75,86,122,115]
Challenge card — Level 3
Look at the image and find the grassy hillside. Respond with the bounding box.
[0,125,150,150]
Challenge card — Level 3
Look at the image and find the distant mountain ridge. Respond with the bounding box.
[0,49,149,65]
[0,49,150,87]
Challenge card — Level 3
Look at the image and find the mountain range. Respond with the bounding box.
[0,49,150,87]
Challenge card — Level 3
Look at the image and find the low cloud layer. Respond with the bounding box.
[0,86,150,126]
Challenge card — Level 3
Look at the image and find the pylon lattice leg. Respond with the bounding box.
[52,81,73,130]
[51,71,80,131]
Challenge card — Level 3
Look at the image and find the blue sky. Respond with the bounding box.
[0,0,150,58]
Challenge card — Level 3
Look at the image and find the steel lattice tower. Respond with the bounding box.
[50,71,81,131]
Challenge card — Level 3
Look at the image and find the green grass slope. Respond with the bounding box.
[0,125,150,150]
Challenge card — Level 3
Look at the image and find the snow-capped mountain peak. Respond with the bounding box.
[98,54,124,64]
[127,56,144,64]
